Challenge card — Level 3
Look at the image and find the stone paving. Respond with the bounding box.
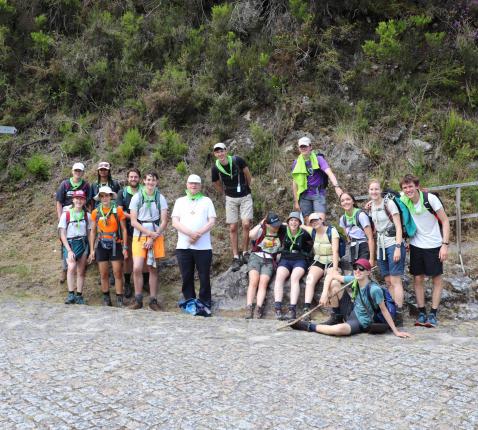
[0,299,477,429]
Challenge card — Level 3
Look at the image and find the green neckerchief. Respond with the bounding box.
[344,208,360,226]
[350,279,359,300]
[69,177,83,191]
[186,190,204,200]
[126,185,139,195]
[291,151,320,197]
[215,156,233,178]
[286,227,302,252]
[99,203,112,226]
[400,191,425,215]
[69,208,84,232]
[141,187,158,217]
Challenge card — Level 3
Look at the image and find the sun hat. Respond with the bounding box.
[94,185,117,201]
[287,211,302,224]
[72,162,85,171]
[187,174,202,184]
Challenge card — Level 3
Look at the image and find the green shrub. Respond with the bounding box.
[25,154,51,180]
[61,134,94,157]
[154,130,188,163]
[442,110,478,158]
[247,122,275,175]
[117,128,146,161]
[175,160,188,176]
[30,31,54,55]
[8,164,26,182]
[289,0,312,23]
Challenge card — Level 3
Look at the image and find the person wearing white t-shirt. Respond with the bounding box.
[400,174,450,328]
[172,175,216,314]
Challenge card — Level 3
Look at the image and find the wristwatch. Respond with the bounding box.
[123,245,129,250]
[442,242,449,245]
[395,244,401,248]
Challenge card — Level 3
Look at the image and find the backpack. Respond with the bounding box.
[96,204,122,239]
[311,225,346,258]
[365,284,397,324]
[341,209,374,236]
[422,191,444,227]
[178,298,211,317]
[383,191,417,239]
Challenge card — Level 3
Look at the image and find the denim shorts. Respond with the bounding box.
[377,243,406,277]
[277,257,308,273]
[299,194,326,217]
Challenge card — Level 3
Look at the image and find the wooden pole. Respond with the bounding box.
[455,187,465,273]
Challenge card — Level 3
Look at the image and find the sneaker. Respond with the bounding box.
[291,320,312,331]
[149,299,161,312]
[231,257,242,272]
[75,295,85,305]
[128,301,143,310]
[244,304,254,319]
[124,282,133,299]
[116,296,124,308]
[285,307,297,321]
[102,295,112,307]
[426,313,438,328]
[274,308,283,320]
[321,313,343,325]
[302,306,311,322]
[415,312,427,327]
[64,292,76,305]
[256,305,265,319]
[241,252,250,265]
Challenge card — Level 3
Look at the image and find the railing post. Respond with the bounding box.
[455,186,462,264]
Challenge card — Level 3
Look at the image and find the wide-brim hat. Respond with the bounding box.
[287,211,302,224]
[94,185,117,201]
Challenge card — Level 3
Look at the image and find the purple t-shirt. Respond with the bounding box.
[292,155,330,197]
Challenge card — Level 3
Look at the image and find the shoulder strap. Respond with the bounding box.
[422,191,436,216]
[326,225,332,244]
[355,209,364,231]
[66,210,70,224]
[365,285,379,312]
[311,228,316,241]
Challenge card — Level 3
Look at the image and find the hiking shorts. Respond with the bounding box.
[248,253,274,278]
[338,292,366,335]
[277,257,307,273]
[409,245,443,277]
[377,243,406,277]
[225,194,253,224]
[132,236,165,259]
[95,242,124,262]
[63,238,89,261]
[299,194,326,217]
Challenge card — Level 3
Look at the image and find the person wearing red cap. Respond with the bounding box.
[58,190,91,305]
[291,259,410,337]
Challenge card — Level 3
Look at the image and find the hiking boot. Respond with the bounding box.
[128,300,143,310]
[149,299,161,312]
[291,320,312,332]
[124,282,133,299]
[60,270,67,284]
[426,313,438,328]
[414,312,427,327]
[394,310,404,328]
[285,307,297,321]
[302,306,311,322]
[116,296,124,308]
[256,305,265,319]
[102,295,112,307]
[244,304,254,319]
[274,308,283,320]
[75,295,85,305]
[231,257,242,272]
[241,252,250,265]
[64,292,76,305]
[321,313,343,325]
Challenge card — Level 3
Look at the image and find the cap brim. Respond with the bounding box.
[269,221,282,228]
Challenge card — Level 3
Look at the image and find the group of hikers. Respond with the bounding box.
[56,136,450,338]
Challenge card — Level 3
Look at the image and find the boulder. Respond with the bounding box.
[410,138,433,152]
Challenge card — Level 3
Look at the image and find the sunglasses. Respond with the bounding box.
[299,145,309,149]
[352,265,366,272]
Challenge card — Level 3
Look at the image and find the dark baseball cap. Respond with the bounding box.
[266,212,281,228]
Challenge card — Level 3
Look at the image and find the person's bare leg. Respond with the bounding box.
[256,275,271,308]
[315,322,352,336]
[133,257,145,295]
[98,262,110,293]
[246,270,260,306]
[305,266,324,304]
[76,255,87,293]
[431,275,443,309]
[229,223,239,258]
[112,260,123,295]
[241,219,251,254]
[389,275,404,307]
[290,267,305,305]
[148,265,159,298]
[273,267,290,303]
[414,275,426,307]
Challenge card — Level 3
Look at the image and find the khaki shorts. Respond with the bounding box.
[132,236,165,259]
[225,194,253,224]
[247,253,274,278]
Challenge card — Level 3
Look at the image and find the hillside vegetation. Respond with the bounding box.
[0,0,478,299]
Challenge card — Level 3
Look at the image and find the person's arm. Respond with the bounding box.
[171,216,197,238]
[392,211,403,263]
[364,225,375,267]
[319,271,346,307]
[243,166,252,187]
[249,223,262,240]
[197,216,216,236]
[158,208,169,235]
[436,208,450,262]
[88,218,97,264]
[56,201,63,220]
[120,218,128,258]
[378,301,411,338]
[331,236,339,272]
[324,168,343,197]
[292,181,300,211]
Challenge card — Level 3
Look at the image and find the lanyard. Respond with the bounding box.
[99,204,112,225]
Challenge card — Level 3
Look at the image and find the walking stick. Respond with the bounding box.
[276,278,355,331]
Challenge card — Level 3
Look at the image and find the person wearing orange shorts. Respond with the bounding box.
[128,172,169,311]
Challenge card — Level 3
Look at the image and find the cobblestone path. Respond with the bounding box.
[1,299,477,429]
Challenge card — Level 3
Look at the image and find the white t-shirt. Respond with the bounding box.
[172,195,216,250]
[371,198,399,249]
[58,210,92,239]
[409,193,443,249]
[339,210,370,242]
[129,192,168,237]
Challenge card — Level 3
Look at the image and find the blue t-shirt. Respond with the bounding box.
[344,276,384,328]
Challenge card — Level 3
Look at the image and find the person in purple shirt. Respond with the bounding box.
[291,136,343,224]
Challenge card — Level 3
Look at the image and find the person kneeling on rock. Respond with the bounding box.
[291,259,411,338]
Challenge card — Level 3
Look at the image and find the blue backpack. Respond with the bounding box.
[365,284,397,324]
[178,298,212,317]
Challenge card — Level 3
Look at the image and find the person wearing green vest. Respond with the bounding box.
[212,142,253,272]
[291,136,343,225]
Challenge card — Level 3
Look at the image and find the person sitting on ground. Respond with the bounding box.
[88,186,128,307]
[291,259,410,338]
[211,142,253,271]
[273,212,313,320]
[300,212,340,321]
[58,190,91,305]
[245,212,286,319]
[172,174,216,316]
[400,174,450,328]
[368,180,406,327]
[55,162,91,283]
[291,136,343,225]
[117,168,148,299]
[339,191,375,269]
[128,172,168,311]
[90,161,121,210]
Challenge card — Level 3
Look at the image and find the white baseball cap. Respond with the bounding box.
[72,162,85,171]
[213,142,227,151]
[298,136,311,147]
[97,161,111,170]
[187,174,202,184]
